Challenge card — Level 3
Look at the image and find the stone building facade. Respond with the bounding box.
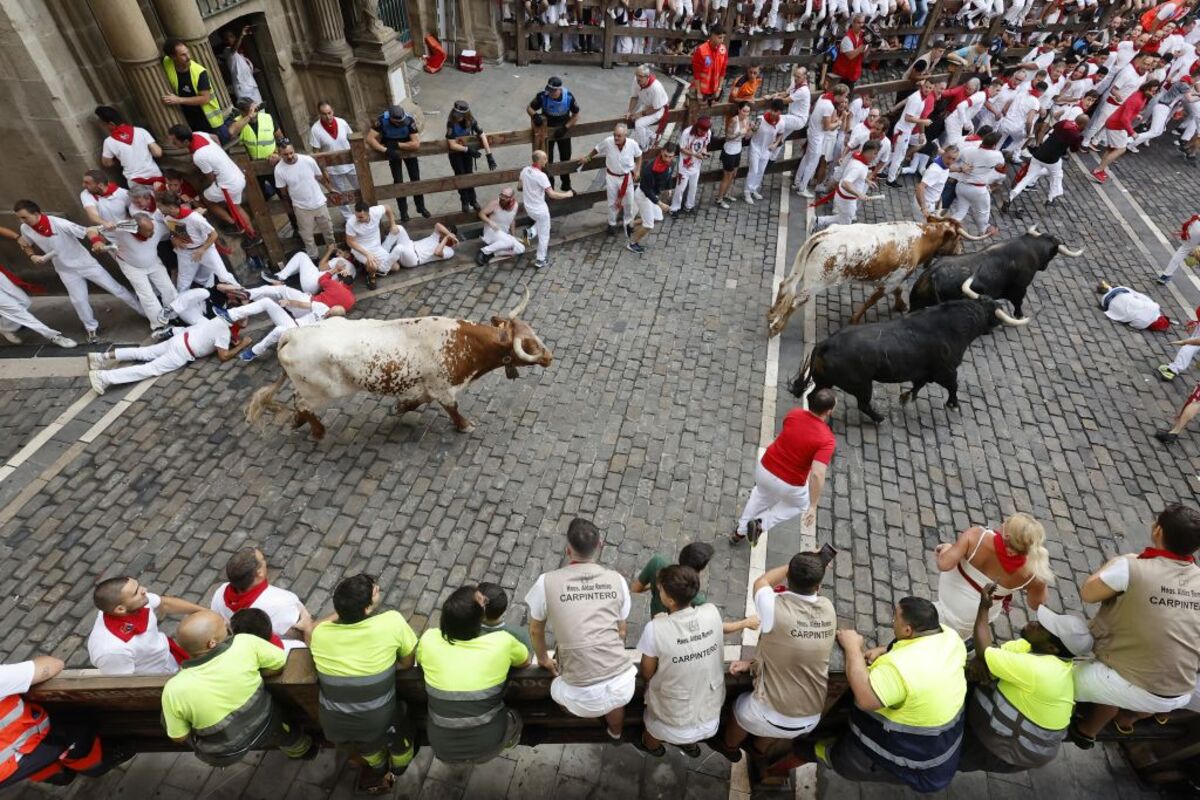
[0,0,422,275]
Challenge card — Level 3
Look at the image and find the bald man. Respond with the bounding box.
[160,611,316,766]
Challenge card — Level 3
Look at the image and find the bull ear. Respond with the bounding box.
[495,325,512,346]
[491,315,509,327]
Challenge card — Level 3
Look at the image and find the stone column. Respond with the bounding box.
[85,0,180,140]
[149,0,232,109]
[309,0,353,58]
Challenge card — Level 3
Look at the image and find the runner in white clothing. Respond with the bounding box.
[814,140,878,230]
[308,101,358,220]
[886,80,933,183]
[626,65,671,149]
[476,187,526,265]
[581,125,643,233]
[344,202,404,286]
[774,67,812,145]
[96,106,163,186]
[795,83,849,196]
[915,145,958,217]
[79,170,131,226]
[670,118,712,214]
[157,193,241,292]
[520,151,574,269]
[745,103,784,203]
[948,131,1006,236]
[14,200,143,341]
[90,213,176,335]
[168,125,253,235]
[998,80,1046,156]
[0,267,76,348]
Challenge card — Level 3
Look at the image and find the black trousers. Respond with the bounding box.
[546,130,573,190]
[386,144,426,217]
[448,151,477,207]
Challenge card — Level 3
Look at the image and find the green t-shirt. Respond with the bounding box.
[161,634,285,739]
[984,639,1074,730]
[310,610,418,677]
[481,621,533,652]
[417,629,529,691]
[637,554,708,617]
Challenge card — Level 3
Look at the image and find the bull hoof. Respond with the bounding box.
[455,420,476,433]
[867,413,885,424]
[309,419,327,440]
[291,412,309,430]
[945,401,960,411]
[899,391,911,405]
[893,300,908,313]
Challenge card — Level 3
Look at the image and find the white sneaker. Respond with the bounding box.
[88,370,106,396]
[1,331,20,344]
[743,192,755,205]
[751,191,764,201]
[800,189,815,199]
[534,259,549,269]
[49,335,76,348]
[87,352,107,369]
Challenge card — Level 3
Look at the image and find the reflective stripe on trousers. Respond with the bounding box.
[425,683,505,729]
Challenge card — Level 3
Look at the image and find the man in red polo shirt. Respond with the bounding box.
[831,15,869,92]
[731,389,837,546]
[690,26,728,108]
[1090,79,1160,183]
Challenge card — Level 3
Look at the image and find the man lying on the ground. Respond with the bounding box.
[87,284,252,394]
[1097,280,1172,331]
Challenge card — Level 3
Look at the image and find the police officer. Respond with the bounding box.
[446,100,496,214]
[366,105,431,222]
[527,76,580,190]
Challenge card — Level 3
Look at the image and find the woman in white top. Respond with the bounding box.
[717,103,753,210]
[932,512,1053,639]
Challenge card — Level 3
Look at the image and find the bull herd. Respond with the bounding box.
[772,218,1083,424]
[240,220,1079,438]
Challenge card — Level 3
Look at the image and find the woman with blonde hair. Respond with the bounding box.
[932,513,1054,639]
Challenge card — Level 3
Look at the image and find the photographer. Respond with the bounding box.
[527,77,580,191]
[446,100,496,214]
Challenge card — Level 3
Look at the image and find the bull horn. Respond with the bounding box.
[512,336,536,363]
[995,307,1031,327]
[958,228,988,241]
[961,277,981,299]
[506,286,531,320]
[1026,224,1041,236]
[1057,244,1084,257]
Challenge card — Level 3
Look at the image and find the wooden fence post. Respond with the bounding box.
[515,2,529,67]
[914,0,946,56]
[236,154,284,266]
[602,3,615,69]
[350,134,379,207]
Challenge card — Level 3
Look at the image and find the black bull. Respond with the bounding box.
[790,299,1028,423]
[908,230,1084,317]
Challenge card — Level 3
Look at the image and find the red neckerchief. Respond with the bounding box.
[1138,547,1197,563]
[764,112,780,126]
[189,133,211,153]
[223,580,270,613]
[0,265,45,295]
[168,638,190,664]
[642,74,656,87]
[319,117,339,139]
[992,531,1027,573]
[1030,89,1043,98]
[651,155,670,173]
[820,92,835,101]
[269,634,285,650]
[965,134,982,142]
[92,182,120,198]
[134,228,152,242]
[1180,213,1200,240]
[30,214,53,238]
[230,321,244,343]
[110,124,135,145]
[499,196,516,210]
[175,207,193,219]
[852,152,872,164]
[103,606,150,642]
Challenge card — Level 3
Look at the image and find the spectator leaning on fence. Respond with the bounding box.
[95,105,163,188]
[519,150,574,270]
[528,76,581,191]
[273,139,335,260]
[210,546,311,641]
[626,65,671,150]
[366,104,430,222]
[309,100,358,221]
[581,124,643,238]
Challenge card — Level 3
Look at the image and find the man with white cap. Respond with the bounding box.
[958,584,1087,772]
[580,124,643,237]
[626,66,670,150]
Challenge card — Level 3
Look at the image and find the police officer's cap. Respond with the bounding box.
[386,105,408,124]
[546,76,564,91]
[453,100,471,114]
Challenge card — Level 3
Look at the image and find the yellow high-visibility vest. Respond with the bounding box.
[238,111,276,160]
[162,57,224,129]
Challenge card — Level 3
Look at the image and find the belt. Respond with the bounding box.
[968,182,988,187]
[606,169,630,177]
[835,188,858,200]
[183,331,196,358]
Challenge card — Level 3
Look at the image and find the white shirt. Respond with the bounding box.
[80,187,131,224]
[896,90,926,135]
[87,592,178,676]
[101,127,161,183]
[210,582,305,636]
[1022,47,1057,70]
[678,126,711,172]
[170,211,216,250]
[807,95,835,140]
[181,316,233,357]
[1160,33,1187,57]
[19,216,98,270]
[1105,40,1136,73]
[869,136,892,169]
[959,147,1006,184]
[274,155,327,210]
[1104,288,1163,329]
[848,96,871,129]
[345,205,387,251]
[788,84,812,124]
[0,662,34,699]
[107,226,167,270]
[631,76,670,113]
[844,122,871,155]
[749,116,781,153]
[1001,91,1041,128]
[1109,64,1146,105]
[754,586,820,634]
[524,571,632,622]
[919,161,951,211]
[0,270,31,306]
[596,136,641,174]
[839,157,870,197]
[192,133,246,191]
[520,165,552,212]
[308,117,356,176]
[1098,556,1131,593]
[227,49,262,103]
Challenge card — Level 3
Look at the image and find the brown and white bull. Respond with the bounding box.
[767,217,986,337]
[245,290,552,439]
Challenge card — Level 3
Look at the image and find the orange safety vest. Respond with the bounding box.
[0,695,50,782]
[832,29,866,83]
[691,42,728,96]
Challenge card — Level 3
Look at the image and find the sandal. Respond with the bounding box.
[1155,713,1172,725]
[706,736,744,763]
[356,768,395,796]
[678,743,702,758]
[1114,722,1135,735]
[632,734,666,758]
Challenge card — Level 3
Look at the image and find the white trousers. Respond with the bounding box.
[1170,342,1199,374]
[1181,100,1200,141]
[276,252,324,294]
[169,287,211,326]
[1010,157,1064,202]
[736,462,811,536]
[1132,104,1173,147]
[527,206,552,261]
[482,228,526,256]
[746,148,770,194]
[1164,241,1198,278]
[670,167,701,212]
[175,247,238,292]
[814,195,858,230]
[229,297,299,356]
[0,293,59,339]
[99,336,191,390]
[1085,101,1119,145]
[794,136,826,191]
[999,120,1029,154]
[950,183,992,234]
[605,173,635,226]
[55,262,143,333]
[117,259,176,330]
[886,129,915,182]
[633,111,665,149]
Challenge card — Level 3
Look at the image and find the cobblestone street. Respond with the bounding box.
[1,113,1198,800]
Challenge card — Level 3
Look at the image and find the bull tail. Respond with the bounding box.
[246,372,288,425]
[789,350,815,399]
